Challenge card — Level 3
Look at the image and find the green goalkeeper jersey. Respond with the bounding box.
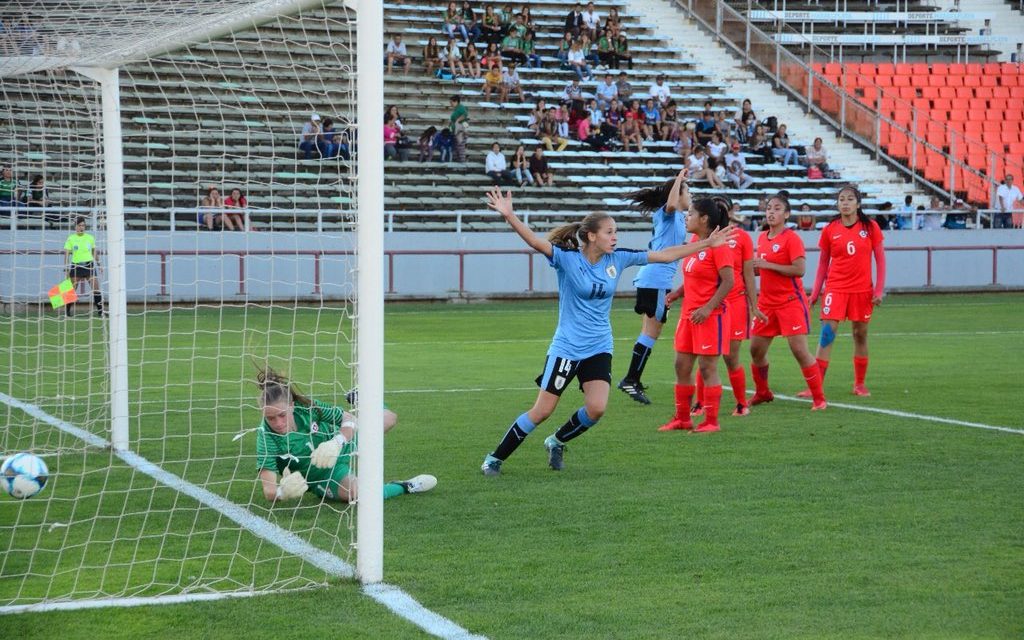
[255,400,351,483]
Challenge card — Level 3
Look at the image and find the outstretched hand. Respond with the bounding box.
[706,224,739,247]
[486,186,515,222]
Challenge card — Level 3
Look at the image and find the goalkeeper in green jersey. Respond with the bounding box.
[254,367,436,503]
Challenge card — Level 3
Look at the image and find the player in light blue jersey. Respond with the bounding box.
[480,187,736,476]
[618,168,690,404]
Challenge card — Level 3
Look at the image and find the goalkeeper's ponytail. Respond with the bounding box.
[255,365,312,408]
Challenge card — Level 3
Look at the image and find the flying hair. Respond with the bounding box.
[547,211,612,250]
[623,178,685,215]
[254,364,311,408]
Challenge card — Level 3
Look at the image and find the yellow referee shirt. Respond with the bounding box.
[64,232,96,264]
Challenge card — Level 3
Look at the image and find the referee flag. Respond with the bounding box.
[48,279,78,308]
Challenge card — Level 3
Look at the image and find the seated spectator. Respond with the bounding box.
[321,117,339,158]
[26,174,46,207]
[596,73,617,110]
[566,41,592,81]
[481,42,503,72]
[580,34,600,67]
[501,31,526,65]
[198,186,224,230]
[434,127,454,163]
[223,188,246,231]
[602,98,623,139]
[737,111,757,144]
[943,198,972,229]
[797,203,815,230]
[564,3,584,37]
[442,2,468,42]
[660,101,679,141]
[0,166,21,209]
[706,131,727,167]
[734,99,756,131]
[674,127,694,159]
[512,144,533,186]
[714,110,734,139]
[687,145,724,189]
[695,111,716,145]
[640,98,660,141]
[418,126,438,162]
[527,98,547,135]
[771,124,799,166]
[562,77,584,108]
[894,194,914,230]
[805,137,830,173]
[529,146,554,186]
[747,123,773,163]
[521,31,541,69]
[724,143,753,189]
[463,42,481,79]
[556,32,573,67]
[540,108,568,151]
[481,5,504,45]
[620,103,643,152]
[595,30,615,69]
[423,37,441,76]
[521,7,536,33]
[298,113,322,160]
[920,196,946,230]
[509,13,528,39]
[582,2,600,41]
[460,1,481,43]
[615,71,633,104]
[612,34,632,70]
[441,38,466,78]
[385,105,405,135]
[553,102,571,138]
[448,95,469,163]
[500,61,525,104]
[603,7,620,31]
[579,117,608,151]
[482,63,502,102]
[485,142,516,185]
[385,34,411,74]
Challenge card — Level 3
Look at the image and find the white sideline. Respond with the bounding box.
[0,392,487,639]
[0,590,280,615]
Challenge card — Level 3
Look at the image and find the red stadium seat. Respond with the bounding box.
[993,87,1010,99]
[983,63,1001,76]
[1009,142,1024,155]
[966,63,983,75]
[927,75,946,88]
[919,87,939,99]
[1002,75,1020,88]
[1000,62,1022,75]
[1001,131,1020,145]
[927,120,946,134]
[858,63,877,76]
[880,97,897,113]
[931,63,949,75]
[969,98,988,112]
[981,76,998,87]
[948,63,966,75]
[1005,110,1024,122]
[895,63,914,75]
[877,63,896,76]
[825,62,842,76]
[892,75,911,88]
[983,121,1001,133]
[912,63,930,77]
[899,87,917,100]
[938,87,957,99]
[932,98,952,111]
[1011,87,1024,99]
[893,109,912,124]
[945,76,964,88]
[875,75,892,88]
[912,98,931,111]
[955,87,974,99]
[948,109,968,122]
[926,131,946,150]
[989,98,1009,112]
[963,76,980,88]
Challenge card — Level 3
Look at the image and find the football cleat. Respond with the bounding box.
[544,435,565,471]
[852,385,871,397]
[732,404,751,417]
[399,474,437,494]
[693,422,720,433]
[750,392,775,405]
[811,400,828,411]
[657,418,693,431]
[480,455,503,477]
[617,379,651,405]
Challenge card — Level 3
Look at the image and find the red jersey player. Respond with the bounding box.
[748,193,827,410]
[799,185,886,397]
[691,196,762,418]
[659,197,735,433]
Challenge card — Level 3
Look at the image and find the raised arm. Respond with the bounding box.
[664,168,689,215]
[648,225,737,264]
[486,187,553,258]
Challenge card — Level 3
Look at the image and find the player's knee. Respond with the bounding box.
[583,402,606,421]
[819,323,836,348]
[851,323,869,343]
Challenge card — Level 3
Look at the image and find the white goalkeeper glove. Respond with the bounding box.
[276,468,308,501]
[310,427,352,469]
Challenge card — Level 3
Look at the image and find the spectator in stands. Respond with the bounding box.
[386,34,411,75]
[674,126,694,159]
[485,142,516,185]
[26,174,46,208]
[529,146,554,186]
[481,42,503,72]
[384,115,403,161]
[463,43,481,79]
[943,198,971,229]
[441,38,466,78]
[596,73,617,110]
[481,5,503,45]
[501,29,526,65]
[797,203,815,231]
[499,4,514,33]
[695,111,716,145]
[580,34,601,67]
[994,174,1022,229]
[620,102,644,152]
[482,63,502,102]
[602,98,623,140]
[556,32,573,67]
[805,137,830,173]
[0,166,21,209]
[500,61,525,104]
[687,145,724,189]
[298,113,322,160]
[223,188,246,231]
[460,1,481,43]
[417,126,438,162]
[615,71,633,104]
[562,77,584,108]
[581,2,600,41]
[443,2,468,42]
[434,127,454,163]
[640,98,661,142]
[512,144,533,187]
[612,33,633,70]
[321,117,339,158]
[660,101,679,141]
[386,105,405,135]
[893,195,914,230]
[540,108,568,152]
[566,40,592,81]
[706,130,727,167]
[734,98,755,129]
[771,124,799,166]
[920,196,946,230]
[747,123,773,163]
[423,37,441,76]
[527,98,546,134]
[199,186,224,231]
[509,12,528,39]
[449,95,469,163]
[522,31,541,68]
[564,3,584,37]
[724,143,753,189]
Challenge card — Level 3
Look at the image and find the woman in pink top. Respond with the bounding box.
[384,116,401,160]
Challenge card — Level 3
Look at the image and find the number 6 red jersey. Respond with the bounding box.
[818,219,884,293]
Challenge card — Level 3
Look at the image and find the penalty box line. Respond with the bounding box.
[0,392,487,640]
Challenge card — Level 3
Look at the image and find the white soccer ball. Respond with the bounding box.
[1,453,50,500]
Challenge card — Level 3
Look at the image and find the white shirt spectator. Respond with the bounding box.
[582,9,600,30]
[567,48,585,65]
[441,43,461,61]
[686,153,705,174]
[563,81,583,103]
[502,67,520,86]
[485,150,507,173]
[995,183,1023,211]
[596,80,617,108]
[387,40,407,56]
[724,151,745,172]
[589,109,604,127]
[300,118,319,142]
[707,141,727,159]
[649,81,671,104]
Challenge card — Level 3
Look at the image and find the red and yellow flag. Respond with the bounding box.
[48,279,78,309]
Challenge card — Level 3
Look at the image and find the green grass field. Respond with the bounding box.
[2,293,1023,639]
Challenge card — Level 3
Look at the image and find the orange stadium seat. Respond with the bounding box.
[1011,87,1024,99]
[932,63,949,75]
[981,76,998,87]
[948,63,966,75]
[875,75,892,88]
[990,98,1009,111]
[1009,142,1024,155]
[966,63,983,75]
[983,121,1001,133]
[825,62,842,76]
[1001,131,1020,145]
[969,98,988,111]
[893,109,912,124]
[1002,75,1019,88]
[928,75,946,88]
[920,87,939,99]
[983,63,1001,75]
[946,76,964,88]
[963,76,980,88]
[933,98,952,111]
[993,87,1010,99]
[912,63,930,76]
[892,75,911,88]
[877,63,896,76]
[949,109,968,122]
[1000,63,1022,75]
[895,63,913,75]
[899,87,917,100]
[938,87,957,99]
[1005,110,1024,122]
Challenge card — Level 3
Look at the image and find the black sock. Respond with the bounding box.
[553,408,598,444]
[93,291,103,309]
[492,413,535,460]
[625,341,653,382]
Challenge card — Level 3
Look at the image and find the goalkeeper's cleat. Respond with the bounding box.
[794,389,813,399]
[544,435,566,471]
[617,378,651,405]
[693,421,720,433]
[750,391,774,406]
[852,384,871,397]
[345,387,358,406]
[657,417,693,431]
[732,404,751,417]
[811,400,828,411]
[690,402,704,416]
[400,474,437,494]
[481,454,503,477]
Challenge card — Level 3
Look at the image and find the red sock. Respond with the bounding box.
[695,375,705,406]
[816,358,830,380]
[751,364,770,396]
[703,385,723,424]
[728,366,747,406]
[853,356,869,386]
[674,384,695,422]
[801,364,826,404]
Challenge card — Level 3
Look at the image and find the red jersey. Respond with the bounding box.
[818,219,884,293]
[691,232,752,303]
[681,243,733,313]
[755,228,807,309]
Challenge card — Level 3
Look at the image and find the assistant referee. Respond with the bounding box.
[63,216,104,317]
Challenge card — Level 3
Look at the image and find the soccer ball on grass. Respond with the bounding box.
[1,453,49,499]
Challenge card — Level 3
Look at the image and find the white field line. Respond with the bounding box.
[0,392,488,639]
[0,590,283,615]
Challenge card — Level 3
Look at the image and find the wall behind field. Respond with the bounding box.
[1,230,1022,303]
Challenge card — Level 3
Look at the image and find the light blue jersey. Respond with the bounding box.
[633,206,688,289]
[548,246,649,360]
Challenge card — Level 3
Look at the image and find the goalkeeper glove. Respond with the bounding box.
[276,468,308,501]
[310,428,352,469]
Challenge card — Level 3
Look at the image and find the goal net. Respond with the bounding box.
[0,0,385,611]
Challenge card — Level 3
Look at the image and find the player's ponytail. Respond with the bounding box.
[547,211,611,250]
[623,177,682,215]
[836,184,871,229]
[692,197,729,237]
[255,365,312,408]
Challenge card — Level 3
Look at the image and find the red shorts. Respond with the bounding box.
[752,298,811,337]
[674,311,727,355]
[820,290,874,323]
[726,297,749,342]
